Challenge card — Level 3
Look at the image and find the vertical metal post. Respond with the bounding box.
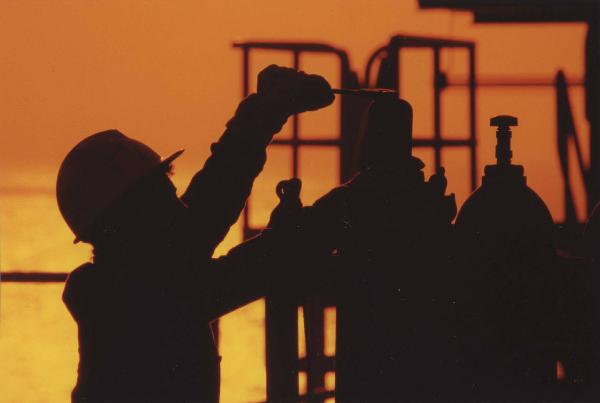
[469,44,477,190]
[242,47,252,239]
[433,47,442,171]
[588,18,600,212]
[305,305,326,402]
[396,44,402,95]
[339,60,350,183]
[266,294,299,402]
[292,50,300,179]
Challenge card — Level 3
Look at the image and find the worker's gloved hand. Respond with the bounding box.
[257,64,334,115]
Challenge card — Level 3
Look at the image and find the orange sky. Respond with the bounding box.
[0,1,591,402]
[0,1,587,177]
[0,0,590,270]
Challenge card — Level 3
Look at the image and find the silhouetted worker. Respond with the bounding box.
[56,65,353,403]
[335,92,459,402]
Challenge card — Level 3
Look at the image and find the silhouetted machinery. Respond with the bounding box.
[233,34,598,402]
[233,37,476,402]
[335,91,458,401]
[455,115,560,400]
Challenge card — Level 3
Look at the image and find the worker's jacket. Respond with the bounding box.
[63,94,336,403]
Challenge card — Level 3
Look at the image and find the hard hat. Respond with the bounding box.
[56,129,184,243]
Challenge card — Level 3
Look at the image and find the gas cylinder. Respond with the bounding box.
[455,115,559,400]
[335,92,458,402]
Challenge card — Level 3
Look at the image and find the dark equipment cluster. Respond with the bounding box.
[270,89,600,402]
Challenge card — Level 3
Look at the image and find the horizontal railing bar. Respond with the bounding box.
[1,272,68,282]
[447,77,584,88]
[233,41,346,57]
[272,139,473,147]
[389,34,474,48]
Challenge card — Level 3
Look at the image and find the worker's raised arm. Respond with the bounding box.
[180,65,334,256]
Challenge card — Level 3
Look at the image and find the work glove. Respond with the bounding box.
[257,64,335,115]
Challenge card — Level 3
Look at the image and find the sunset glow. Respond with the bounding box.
[0,1,589,402]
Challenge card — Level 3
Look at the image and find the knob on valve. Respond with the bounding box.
[490,115,518,166]
[490,115,518,127]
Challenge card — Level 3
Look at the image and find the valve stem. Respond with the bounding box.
[490,115,518,166]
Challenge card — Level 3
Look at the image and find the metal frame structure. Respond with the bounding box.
[233,41,361,239]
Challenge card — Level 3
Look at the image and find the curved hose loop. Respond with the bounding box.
[364,45,389,88]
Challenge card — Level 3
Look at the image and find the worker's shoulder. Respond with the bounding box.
[63,263,96,298]
[63,262,110,321]
[67,262,96,281]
